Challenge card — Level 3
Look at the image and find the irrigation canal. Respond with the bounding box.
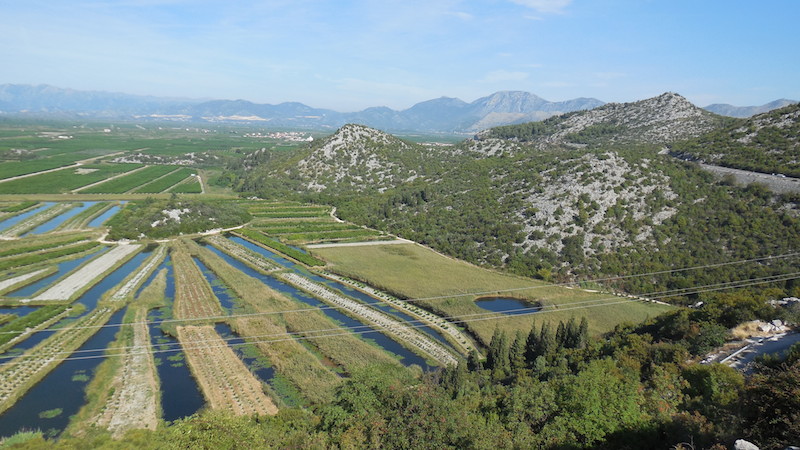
[23,202,97,236]
[204,240,436,370]
[0,203,55,232]
[0,308,127,439]
[0,234,461,439]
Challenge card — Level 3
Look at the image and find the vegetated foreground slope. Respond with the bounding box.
[238,93,800,298]
[671,102,800,176]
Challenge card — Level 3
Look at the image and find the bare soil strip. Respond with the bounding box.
[110,246,167,301]
[0,268,49,292]
[0,203,74,238]
[0,307,115,415]
[177,325,278,416]
[279,272,458,366]
[33,244,141,301]
[88,308,160,437]
[171,243,224,320]
[318,271,478,356]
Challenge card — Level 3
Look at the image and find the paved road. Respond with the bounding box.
[725,332,800,373]
[698,163,800,194]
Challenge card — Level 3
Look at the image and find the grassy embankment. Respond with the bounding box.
[314,243,672,346]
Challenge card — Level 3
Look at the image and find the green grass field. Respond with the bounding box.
[313,243,672,345]
[0,164,143,194]
[81,165,178,194]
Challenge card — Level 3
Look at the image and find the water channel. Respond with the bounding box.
[87,204,122,228]
[0,203,55,233]
[6,248,108,298]
[0,308,127,439]
[145,258,205,423]
[23,202,98,236]
[202,241,434,370]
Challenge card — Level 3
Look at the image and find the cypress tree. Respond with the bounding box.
[525,321,541,364]
[539,321,556,357]
[509,330,526,372]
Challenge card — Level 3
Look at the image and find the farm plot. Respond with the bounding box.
[33,244,141,301]
[56,202,111,231]
[190,240,400,402]
[0,304,70,351]
[0,232,95,259]
[235,229,325,266]
[192,239,404,373]
[166,175,202,194]
[171,242,224,320]
[0,202,38,214]
[110,245,166,301]
[132,168,196,194]
[0,154,88,181]
[0,306,115,416]
[0,164,143,195]
[318,272,477,355]
[279,272,457,367]
[0,241,101,272]
[315,243,672,345]
[80,165,178,194]
[0,269,50,293]
[249,207,331,219]
[0,203,74,237]
[177,325,278,416]
[203,235,280,273]
[79,307,160,437]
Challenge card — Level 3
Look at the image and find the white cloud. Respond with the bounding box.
[509,0,573,14]
[482,70,530,83]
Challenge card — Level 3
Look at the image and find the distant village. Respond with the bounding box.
[244,131,314,142]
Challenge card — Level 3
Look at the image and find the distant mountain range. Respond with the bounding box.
[0,84,602,132]
[702,99,798,118]
[0,84,794,132]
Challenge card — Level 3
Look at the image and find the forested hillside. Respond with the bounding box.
[671,103,800,176]
[235,95,800,300]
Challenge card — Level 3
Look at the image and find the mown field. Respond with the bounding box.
[313,243,672,344]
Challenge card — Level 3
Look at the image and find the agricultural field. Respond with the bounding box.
[79,165,178,194]
[312,243,672,345]
[0,121,689,447]
[0,164,143,195]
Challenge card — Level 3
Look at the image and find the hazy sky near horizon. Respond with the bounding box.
[2,0,797,111]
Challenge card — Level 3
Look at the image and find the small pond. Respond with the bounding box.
[474,297,541,316]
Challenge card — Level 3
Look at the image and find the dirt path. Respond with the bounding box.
[177,325,278,416]
[90,308,160,437]
[33,244,141,301]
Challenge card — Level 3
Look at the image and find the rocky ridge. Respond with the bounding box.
[483,92,728,148]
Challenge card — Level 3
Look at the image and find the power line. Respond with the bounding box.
[3,270,798,365]
[3,249,797,337]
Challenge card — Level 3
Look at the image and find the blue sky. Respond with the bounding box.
[1,0,798,111]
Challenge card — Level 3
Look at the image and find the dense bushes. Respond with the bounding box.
[107,197,251,240]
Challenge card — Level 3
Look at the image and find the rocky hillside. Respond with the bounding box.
[483,92,731,147]
[238,94,800,292]
[248,124,456,195]
[671,103,800,176]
